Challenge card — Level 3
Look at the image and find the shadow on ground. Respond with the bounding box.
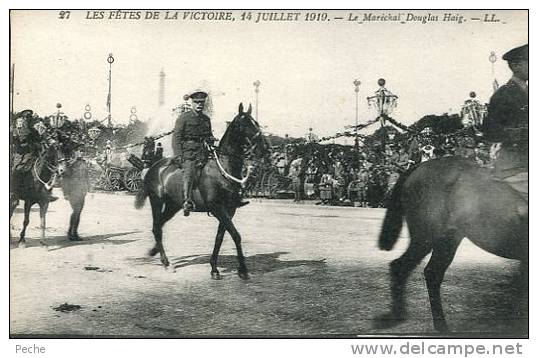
[13,207,55,214]
[130,251,327,276]
[9,231,140,251]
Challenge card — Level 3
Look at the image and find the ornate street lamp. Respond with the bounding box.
[367,78,398,126]
[50,102,66,129]
[253,80,261,120]
[461,91,487,128]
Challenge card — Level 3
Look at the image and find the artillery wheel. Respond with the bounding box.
[124,168,141,192]
[107,170,122,191]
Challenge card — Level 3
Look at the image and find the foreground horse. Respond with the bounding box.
[135,103,268,279]
[378,156,528,332]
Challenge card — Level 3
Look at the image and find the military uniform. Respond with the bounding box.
[481,44,528,200]
[173,91,215,215]
[483,44,528,190]
[11,110,41,197]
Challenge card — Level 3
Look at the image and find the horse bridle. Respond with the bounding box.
[212,116,266,186]
[33,146,60,190]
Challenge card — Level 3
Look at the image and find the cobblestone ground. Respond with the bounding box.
[9,191,527,337]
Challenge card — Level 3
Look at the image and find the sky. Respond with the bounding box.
[10,10,528,142]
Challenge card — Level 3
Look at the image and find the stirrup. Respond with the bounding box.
[183,200,194,216]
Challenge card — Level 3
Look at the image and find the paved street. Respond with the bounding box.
[10,191,526,337]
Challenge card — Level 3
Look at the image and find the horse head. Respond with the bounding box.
[227,102,270,159]
[55,137,82,178]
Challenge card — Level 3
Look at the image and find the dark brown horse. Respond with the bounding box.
[9,141,90,246]
[9,144,58,246]
[134,103,269,279]
[378,156,528,332]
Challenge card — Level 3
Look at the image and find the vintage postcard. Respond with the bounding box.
[9,9,528,343]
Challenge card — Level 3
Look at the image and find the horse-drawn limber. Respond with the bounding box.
[89,153,143,192]
[244,164,294,199]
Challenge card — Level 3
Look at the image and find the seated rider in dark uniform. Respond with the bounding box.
[482,44,528,199]
[173,91,216,216]
[11,109,58,201]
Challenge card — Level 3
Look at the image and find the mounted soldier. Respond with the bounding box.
[10,109,57,202]
[483,44,528,198]
[172,91,217,216]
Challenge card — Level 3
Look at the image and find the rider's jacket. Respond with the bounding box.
[172,110,213,162]
[483,77,528,151]
[11,126,41,172]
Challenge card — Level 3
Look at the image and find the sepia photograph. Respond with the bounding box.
[8,8,528,341]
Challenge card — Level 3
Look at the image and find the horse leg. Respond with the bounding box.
[148,196,175,267]
[209,222,226,280]
[215,208,248,280]
[39,201,49,241]
[19,201,32,247]
[423,234,461,332]
[376,238,432,328]
[9,197,19,241]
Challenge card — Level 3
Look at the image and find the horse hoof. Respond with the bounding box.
[238,271,250,280]
[211,271,222,280]
[69,236,83,242]
[373,312,406,329]
[433,322,450,333]
[148,247,159,256]
[18,241,26,249]
[161,258,170,267]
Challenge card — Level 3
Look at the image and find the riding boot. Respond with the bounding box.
[183,177,194,216]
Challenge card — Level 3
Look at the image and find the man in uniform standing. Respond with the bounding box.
[483,44,528,197]
[173,91,215,216]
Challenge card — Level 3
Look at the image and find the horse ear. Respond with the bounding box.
[247,103,252,115]
[239,103,244,114]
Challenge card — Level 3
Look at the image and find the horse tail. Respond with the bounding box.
[379,166,415,251]
[134,181,148,209]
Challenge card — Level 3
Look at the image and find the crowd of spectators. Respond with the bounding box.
[260,126,493,208]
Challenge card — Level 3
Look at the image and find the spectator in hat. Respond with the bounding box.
[483,44,528,197]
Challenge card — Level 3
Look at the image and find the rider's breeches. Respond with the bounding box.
[182,159,202,202]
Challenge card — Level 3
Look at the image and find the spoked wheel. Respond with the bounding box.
[107,170,122,191]
[124,168,141,192]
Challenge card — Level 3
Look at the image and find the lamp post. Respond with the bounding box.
[106,53,114,127]
[489,51,499,92]
[353,79,361,148]
[253,80,261,121]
